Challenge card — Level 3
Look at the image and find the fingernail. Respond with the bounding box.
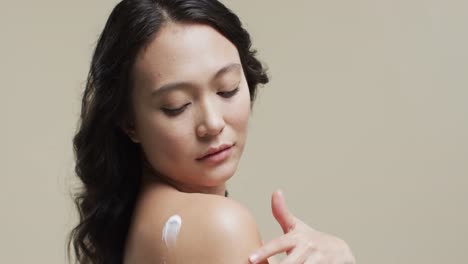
[249,253,259,263]
[277,189,285,199]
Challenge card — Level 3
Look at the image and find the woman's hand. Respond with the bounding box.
[249,190,356,264]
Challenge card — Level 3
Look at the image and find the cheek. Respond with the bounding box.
[228,86,251,132]
[136,111,195,165]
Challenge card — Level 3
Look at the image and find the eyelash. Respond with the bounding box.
[217,87,239,98]
[161,103,190,116]
[161,87,240,116]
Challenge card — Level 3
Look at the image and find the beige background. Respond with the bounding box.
[1,0,467,263]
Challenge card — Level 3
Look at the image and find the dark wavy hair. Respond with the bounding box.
[68,0,268,263]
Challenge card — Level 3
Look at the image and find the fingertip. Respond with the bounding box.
[249,253,259,264]
[277,189,285,200]
[272,189,284,203]
[274,188,283,196]
[273,189,286,208]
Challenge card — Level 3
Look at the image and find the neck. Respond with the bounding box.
[142,167,227,196]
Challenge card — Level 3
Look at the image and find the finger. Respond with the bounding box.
[249,234,296,264]
[303,251,324,264]
[279,245,310,264]
[271,189,296,233]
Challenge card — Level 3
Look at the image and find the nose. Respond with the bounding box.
[196,100,225,138]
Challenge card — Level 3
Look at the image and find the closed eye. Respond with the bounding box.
[161,103,191,116]
[217,87,239,98]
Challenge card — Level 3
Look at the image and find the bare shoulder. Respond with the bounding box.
[179,194,263,254]
[124,188,267,264]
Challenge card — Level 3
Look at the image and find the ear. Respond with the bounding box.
[119,119,140,143]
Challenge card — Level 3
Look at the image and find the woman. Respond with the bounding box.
[68,0,356,263]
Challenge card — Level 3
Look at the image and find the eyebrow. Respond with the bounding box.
[151,63,241,97]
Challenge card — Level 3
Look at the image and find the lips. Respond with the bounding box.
[196,143,234,160]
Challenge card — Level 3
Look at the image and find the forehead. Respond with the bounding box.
[132,22,241,88]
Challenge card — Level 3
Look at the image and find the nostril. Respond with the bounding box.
[196,123,224,138]
[196,103,226,137]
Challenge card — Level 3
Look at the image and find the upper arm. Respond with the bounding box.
[161,195,268,264]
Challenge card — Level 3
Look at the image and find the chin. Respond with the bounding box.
[199,161,238,186]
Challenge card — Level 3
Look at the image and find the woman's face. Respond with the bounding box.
[128,23,251,193]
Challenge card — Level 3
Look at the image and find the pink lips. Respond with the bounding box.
[196,143,234,164]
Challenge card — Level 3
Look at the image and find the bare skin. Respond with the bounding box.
[121,20,355,264]
[250,191,356,264]
[122,22,268,263]
[124,176,269,264]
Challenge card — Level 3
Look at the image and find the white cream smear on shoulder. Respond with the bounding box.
[161,214,182,249]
